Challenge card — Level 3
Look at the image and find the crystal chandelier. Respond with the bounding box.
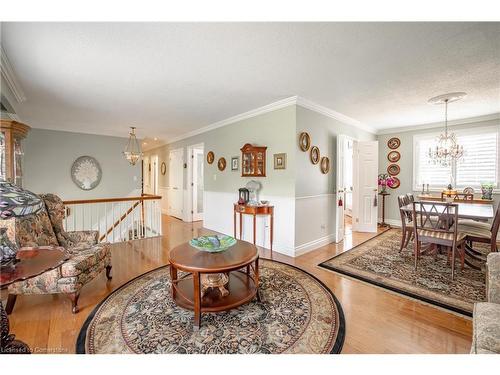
[427,92,466,167]
[123,127,143,166]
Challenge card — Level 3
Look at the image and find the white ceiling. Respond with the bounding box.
[1,22,499,145]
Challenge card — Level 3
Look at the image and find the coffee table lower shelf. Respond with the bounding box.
[171,269,259,329]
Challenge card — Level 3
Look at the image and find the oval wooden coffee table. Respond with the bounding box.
[168,239,260,330]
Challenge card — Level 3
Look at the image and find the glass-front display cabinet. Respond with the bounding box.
[241,143,267,177]
[0,120,30,186]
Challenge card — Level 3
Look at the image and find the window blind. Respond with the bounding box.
[414,136,451,188]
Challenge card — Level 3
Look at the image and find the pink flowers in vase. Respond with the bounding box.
[378,173,396,193]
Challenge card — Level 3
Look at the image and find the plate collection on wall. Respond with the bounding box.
[298,131,330,174]
[386,138,401,189]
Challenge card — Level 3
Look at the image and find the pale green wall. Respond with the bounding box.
[377,119,500,224]
[295,106,375,197]
[24,128,142,200]
[145,105,297,197]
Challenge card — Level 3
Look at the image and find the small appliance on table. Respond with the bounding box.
[168,236,259,330]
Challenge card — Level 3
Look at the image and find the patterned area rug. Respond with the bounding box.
[320,229,486,316]
[76,259,345,354]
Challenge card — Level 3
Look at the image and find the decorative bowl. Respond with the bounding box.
[189,235,237,253]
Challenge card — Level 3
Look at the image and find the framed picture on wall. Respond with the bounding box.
[231,156,239,171]
[274,153,287,170]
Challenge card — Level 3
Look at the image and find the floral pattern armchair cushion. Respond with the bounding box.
[14,209,59,248]
[40,193,98,249]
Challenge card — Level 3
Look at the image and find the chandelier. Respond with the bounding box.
[123,127,143,166]
[427,92,466,167]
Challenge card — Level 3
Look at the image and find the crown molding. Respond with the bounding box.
[166,95,377,144]
[0,46,26,103]
[376,112,500,135]
[295,96,376,134]
[167,96,299,144]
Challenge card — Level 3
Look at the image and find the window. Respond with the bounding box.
[413,126,500,190]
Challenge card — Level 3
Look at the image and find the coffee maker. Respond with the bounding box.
[238,188,249,205]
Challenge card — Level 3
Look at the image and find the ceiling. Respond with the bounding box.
[1,22,499,146]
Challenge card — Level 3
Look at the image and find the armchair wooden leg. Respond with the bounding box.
[5,294,17,315]
[68,292,80,314]
[105,265,112,280]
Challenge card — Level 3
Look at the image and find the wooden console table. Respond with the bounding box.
[233,204,274,253]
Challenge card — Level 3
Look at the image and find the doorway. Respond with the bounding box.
[187,143,204,222]
[168,148,184,220]
[336,135,379,243]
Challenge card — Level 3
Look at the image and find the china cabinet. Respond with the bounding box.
[240,144,267,177]
[0,120,30,186]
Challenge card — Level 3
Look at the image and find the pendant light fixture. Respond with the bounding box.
[427,92,466,167]
[123,126,142,166]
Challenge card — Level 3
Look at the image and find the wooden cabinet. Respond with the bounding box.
[0,120,30,186]
[241,143,267,177]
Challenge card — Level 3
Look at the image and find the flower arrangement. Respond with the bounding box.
[480,182,494,200]
[378,173,396,193]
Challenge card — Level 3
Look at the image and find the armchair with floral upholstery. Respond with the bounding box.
[5,194,112,314]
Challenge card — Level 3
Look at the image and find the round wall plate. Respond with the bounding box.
[320,156,330,174]
[217,157,226,171]
[387,137,401,149]
[71,156,102,190]
[207,151,215,164]
[387,151,401,163]
[390,177,401,189]
[310,146,320,164]
[387,164,400,176]
[299,132,311,152]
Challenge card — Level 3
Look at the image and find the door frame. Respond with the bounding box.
[168,147,184,219]
[186,143,204,222]
[335,134,356,243]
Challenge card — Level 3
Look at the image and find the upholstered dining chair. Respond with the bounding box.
[458,203,500,254]
[6,194,112,314]
[411,201,466,280]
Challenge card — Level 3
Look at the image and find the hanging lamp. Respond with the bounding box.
[123,127,143,166]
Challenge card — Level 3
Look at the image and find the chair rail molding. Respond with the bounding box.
[0,46,26,103]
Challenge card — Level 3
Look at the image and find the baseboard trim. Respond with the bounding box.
[295,234,336,257]
[379,218,401,227]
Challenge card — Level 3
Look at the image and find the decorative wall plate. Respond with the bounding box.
[71,156,102,190]
[310,146,320,164]
[387,151,401,163]
[299,132,311,152]
[387,137,401,149]
[390,177,400,189]
[160,162,166,175]
[217,157,226,171]
[387,164,400,176]
[320,156,330,174]
[207,151,215,164]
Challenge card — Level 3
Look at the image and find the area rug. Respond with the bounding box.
[76,259,345,354]
[319,229,486,316]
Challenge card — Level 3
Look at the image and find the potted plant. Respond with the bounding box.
[480,182,494,200]
[378,173,396,194]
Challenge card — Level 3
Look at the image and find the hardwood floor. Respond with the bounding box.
[1,215,472,354]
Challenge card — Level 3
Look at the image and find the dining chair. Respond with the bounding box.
[441,191,474,202]
[458,203,500,254]
[406,193,415,203]
[412,201,466,279]
[398,195,413,252]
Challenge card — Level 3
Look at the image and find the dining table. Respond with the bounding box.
[401,200,495,269]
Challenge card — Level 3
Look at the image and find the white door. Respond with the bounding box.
[168,148,184,219]
[336,135,346,242]
[352,140,379,232]
[192,148,204,221]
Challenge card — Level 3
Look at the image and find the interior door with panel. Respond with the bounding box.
[168,148,184,219]
[352,140,379,232]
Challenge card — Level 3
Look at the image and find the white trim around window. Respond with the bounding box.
[412,125,500,192]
